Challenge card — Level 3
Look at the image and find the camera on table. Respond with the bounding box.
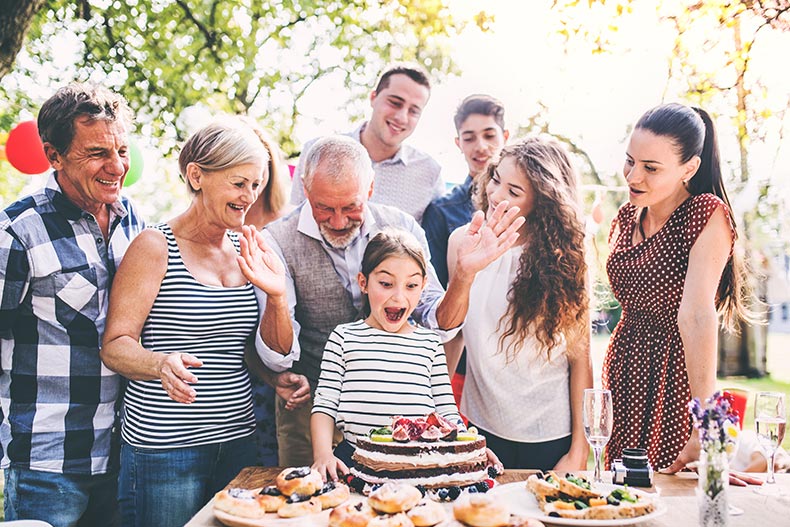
[611,448,653,487]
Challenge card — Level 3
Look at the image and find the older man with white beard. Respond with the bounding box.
[247,135,524,466]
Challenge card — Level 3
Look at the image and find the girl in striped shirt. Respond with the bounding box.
[311,228,467,481]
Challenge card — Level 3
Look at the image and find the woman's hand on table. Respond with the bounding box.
[681,461,765,487]
[554,446,589,472]
[661,433,701,474]
[313,453,348,483]
[729,471,763,486]
[157,352,202,404]
[274,372,311,410]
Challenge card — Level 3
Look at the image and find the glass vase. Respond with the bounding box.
[697,448,729,527]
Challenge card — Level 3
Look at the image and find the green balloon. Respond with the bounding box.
[124,141,143,187]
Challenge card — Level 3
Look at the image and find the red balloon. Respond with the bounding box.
[6,120,50,175]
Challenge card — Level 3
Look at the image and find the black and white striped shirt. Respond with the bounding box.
[120,224,258,448]
[312,320,461,445]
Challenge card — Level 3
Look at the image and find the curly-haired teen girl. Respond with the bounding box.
[447,136,593,470]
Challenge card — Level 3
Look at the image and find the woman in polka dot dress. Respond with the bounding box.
[604,103,752,471]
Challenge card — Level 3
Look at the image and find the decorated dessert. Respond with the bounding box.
[525,471,657,520]
[213,466,350,521]
[351,413,490,489]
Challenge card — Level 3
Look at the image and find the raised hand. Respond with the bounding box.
[455,201,525,278]
[237,225,287,298]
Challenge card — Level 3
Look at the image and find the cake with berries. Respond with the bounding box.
[350,413,489,489]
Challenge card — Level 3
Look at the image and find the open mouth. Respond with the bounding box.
[97,178,118,186]
[387,121,405,134]
[228,203,244,211]
[629,187,646,195]
[384,307,406,323]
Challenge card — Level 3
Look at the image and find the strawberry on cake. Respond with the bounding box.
[351,413,489,489]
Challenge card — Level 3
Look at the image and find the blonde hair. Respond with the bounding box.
[302,135,373,193]
[248,124,288,218]
[178,118,269,194]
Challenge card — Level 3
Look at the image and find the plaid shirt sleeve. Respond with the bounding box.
[0,227,31,345]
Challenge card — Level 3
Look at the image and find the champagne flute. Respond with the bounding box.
[754,391,786,495]
[583,388,613,483]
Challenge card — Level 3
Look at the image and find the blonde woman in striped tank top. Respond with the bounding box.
[102,119,297,527]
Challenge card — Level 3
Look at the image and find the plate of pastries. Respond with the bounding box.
[213,466,546,527]
[486,471,666,526]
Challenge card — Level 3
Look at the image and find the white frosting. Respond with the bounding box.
[354,447,486,468]
[350,467,488,488]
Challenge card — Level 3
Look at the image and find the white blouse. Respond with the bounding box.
[461,246,572,442]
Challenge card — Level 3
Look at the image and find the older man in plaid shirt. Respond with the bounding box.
[0,84,144,526]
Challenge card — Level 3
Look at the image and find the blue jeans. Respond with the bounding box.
[118,435,257,527]
[4,466,119,527]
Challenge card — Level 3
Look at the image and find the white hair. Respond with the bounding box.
[301,135,373,193]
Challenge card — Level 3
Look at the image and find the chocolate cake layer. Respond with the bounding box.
[355,437,486,455]
[349,464,489,489]
[353,460,487,480]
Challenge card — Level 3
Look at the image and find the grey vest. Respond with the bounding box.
[267,203,408,384]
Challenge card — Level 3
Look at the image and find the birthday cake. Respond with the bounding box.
[351,413,489,489]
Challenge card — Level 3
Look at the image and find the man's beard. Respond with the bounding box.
[318,219,363,249]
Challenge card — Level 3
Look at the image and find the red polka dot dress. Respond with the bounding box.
[603,193,733,470]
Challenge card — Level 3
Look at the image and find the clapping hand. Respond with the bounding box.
[455,201,525,278]
[238,225,287,298]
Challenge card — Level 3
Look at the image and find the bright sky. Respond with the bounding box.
[291,0,790,215]
[7,1,790,219]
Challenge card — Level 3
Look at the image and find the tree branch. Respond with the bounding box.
[175,0,222,63]
[0,0,47,79]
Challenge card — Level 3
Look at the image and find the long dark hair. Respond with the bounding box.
[477,136,588,361]
[635,103,751,330]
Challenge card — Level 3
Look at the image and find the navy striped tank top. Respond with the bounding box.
[120,223,258,448]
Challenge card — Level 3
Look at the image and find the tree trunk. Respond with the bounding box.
[0,0,47,80]
[718,16,769,378]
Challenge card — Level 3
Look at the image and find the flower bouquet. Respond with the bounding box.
[689,391,740,527]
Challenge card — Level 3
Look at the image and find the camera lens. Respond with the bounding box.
[621,448,648,468]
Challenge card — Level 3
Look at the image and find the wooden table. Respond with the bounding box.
[186,467,790,526]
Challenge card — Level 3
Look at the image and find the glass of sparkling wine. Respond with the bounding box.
[583,388,613,483]
[754,391,786,494]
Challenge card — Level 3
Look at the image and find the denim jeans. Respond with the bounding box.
[3,467,120,527]
[118,435,257,527]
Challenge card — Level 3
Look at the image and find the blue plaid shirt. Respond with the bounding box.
[0,173,144,475]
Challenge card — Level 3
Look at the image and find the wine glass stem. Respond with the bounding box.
[593,447,602,483]
[767,450,777,484]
